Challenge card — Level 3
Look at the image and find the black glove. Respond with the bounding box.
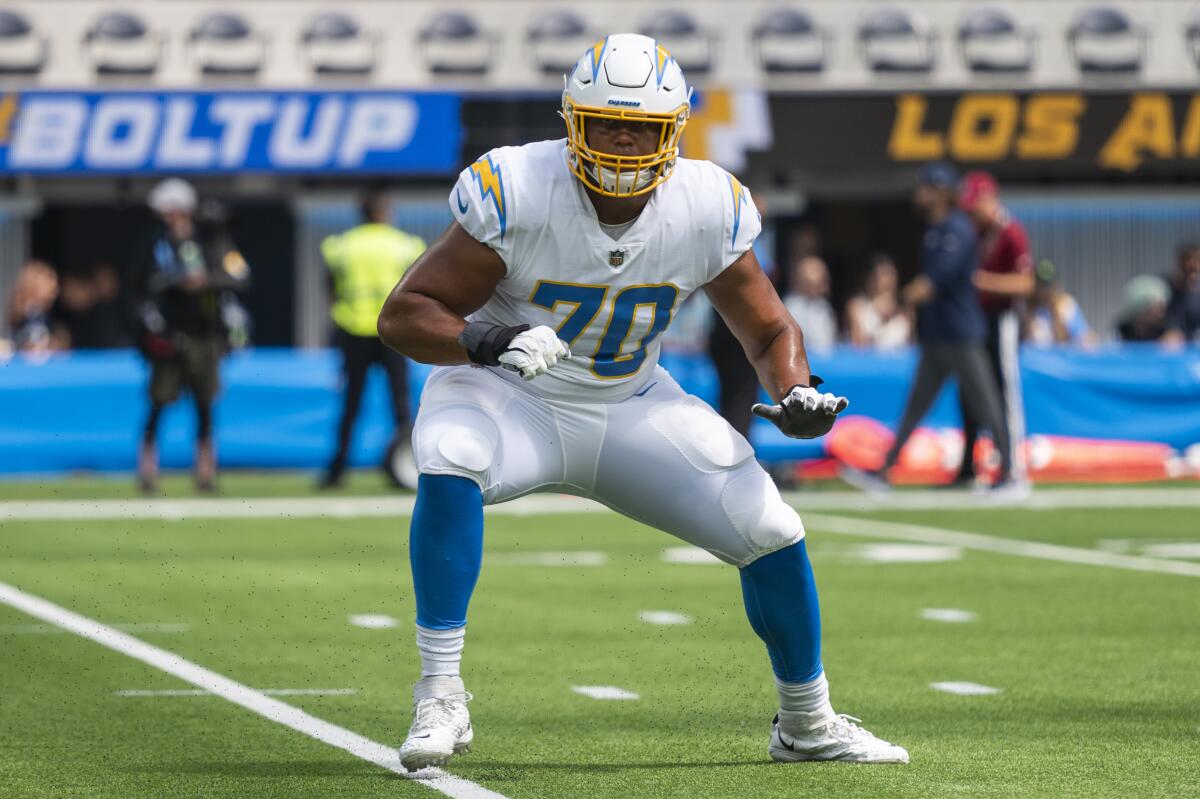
[458,321,530,366]
[751,376,849,440]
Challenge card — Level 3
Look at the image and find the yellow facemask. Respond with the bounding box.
[561,96,689,198]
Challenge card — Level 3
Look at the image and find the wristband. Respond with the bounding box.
[458,321,530,366]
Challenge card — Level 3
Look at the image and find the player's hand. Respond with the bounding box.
[498,325,571,381]
[751,378,848,439]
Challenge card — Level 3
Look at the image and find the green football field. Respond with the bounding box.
[1,474,1197,798]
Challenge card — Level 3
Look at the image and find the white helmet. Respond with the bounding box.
[561,33,690,198]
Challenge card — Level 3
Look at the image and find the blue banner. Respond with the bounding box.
[1,346,1198,475]
[0,90,460,174]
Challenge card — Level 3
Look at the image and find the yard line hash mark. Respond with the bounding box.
[349,614,400,629]
[661,546,722,565]
[0,579,510,799]
[921,608,977,623]
[930,682,1002,696]
[638,611,691,626]
[805,514,1200,578]
[571,686,640,700]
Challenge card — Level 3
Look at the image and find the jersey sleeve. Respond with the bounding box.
[706,167,762,283]
[450,149,515,263]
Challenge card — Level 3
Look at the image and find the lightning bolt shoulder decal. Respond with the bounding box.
[469,154,508,242]
[728,174,747,248]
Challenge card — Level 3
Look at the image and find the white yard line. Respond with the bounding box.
[116,688,357,697]
[0,621,189,634]
[804,513,1200,578]
[0,494,604,521]
[787,487,1200,511]
[1,486,1199,522]
[0,579,510,799]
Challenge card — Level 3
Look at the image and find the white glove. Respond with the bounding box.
[498,325,571,381]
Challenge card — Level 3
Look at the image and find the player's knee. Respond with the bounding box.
[721,465,805,566]
[413,409,500,490]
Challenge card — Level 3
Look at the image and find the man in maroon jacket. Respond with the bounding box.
[954,171,1033,488]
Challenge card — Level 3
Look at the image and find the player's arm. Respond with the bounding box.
[377,221,506,364]
[704,249,810,399]
[705,250,847,439]
[378,221,569,378]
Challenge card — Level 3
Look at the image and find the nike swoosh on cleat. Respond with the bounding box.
[456,188,469,214]
[412,734,432,739]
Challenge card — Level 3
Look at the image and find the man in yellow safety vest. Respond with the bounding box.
[319,191,426,488]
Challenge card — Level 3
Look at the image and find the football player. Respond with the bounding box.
[379,33,909,771]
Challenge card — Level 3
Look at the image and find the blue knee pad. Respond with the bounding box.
[739,539,824,683]
[410,473,483,630]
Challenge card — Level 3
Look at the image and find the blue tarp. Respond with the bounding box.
[1,346,1198,474]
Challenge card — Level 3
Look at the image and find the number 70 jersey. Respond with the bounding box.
[450,138,761,402]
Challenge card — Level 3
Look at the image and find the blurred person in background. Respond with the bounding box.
[953,170,1033,487]
[56,264,129,350]
[1024,260,1094,348]
[1162,242,1200,345]
[842,162,1017,496]
[318,190,426,489]
[1116,275,1171,342]
[782,255,837,352]
[845,253,911,350]
[8,260,68,354]
[128,178,251,494]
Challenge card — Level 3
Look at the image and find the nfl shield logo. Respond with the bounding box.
[608,249,626,267]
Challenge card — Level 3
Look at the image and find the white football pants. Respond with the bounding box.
[412,365,804,566]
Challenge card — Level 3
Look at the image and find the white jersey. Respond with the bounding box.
[450,138,761,402]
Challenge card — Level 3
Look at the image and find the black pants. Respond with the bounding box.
[328,330,409,476]
[707,316,758,439]
[956,311,1022,480]
[883,341,1013,480]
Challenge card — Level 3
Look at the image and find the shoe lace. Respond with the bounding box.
[827,714,876,743]
[413,692,472,729]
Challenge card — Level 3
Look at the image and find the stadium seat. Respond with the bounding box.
[84,11,162,77]
[1067,5,1145,74]
[301,11,377,77]
[0,9,46,76]
[958,7,1034,74]
[528,10,592,77]
[639,9,712,75]
[751,7,829,74]
[419,11,495,76]
[1185,6,1200,70]
[188,11,267,77]
[858,8,936,74]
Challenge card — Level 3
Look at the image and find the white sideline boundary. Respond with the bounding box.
[2,486,1200,522]
[804,513,1200,578]
[0,579,510,799]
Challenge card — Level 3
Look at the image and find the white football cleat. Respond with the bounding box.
[399,676,474,772]
[769,712,909,764]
